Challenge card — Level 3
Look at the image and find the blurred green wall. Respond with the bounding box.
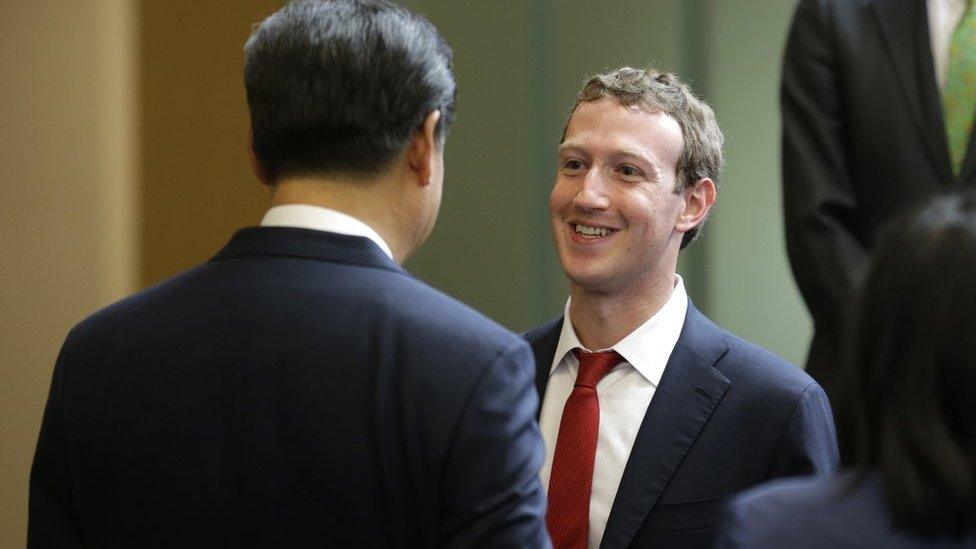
[705,0,811,365]
[404,0,811,365]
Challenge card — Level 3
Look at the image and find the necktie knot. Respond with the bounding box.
[572,349,623,388]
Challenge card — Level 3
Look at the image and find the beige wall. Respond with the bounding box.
[139,1,280,287]
[0,1,137,545]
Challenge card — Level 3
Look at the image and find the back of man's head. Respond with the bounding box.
[244,0,456,184]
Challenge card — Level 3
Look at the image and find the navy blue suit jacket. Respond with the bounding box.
[29,227,549,548]
[524,302,838,549]
[714,472,976,548]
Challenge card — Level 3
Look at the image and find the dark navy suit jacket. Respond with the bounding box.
[714,472,976,548]
[524,302,838,549]
[29,227,549,548]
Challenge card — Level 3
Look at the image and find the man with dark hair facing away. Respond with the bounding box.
[525,66,838,549]
[28,1,549,547]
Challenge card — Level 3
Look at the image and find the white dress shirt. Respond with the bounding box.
[539,275,689,549]
[260,204,394,260]
[928,0,968,92]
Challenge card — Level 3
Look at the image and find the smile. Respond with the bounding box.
[573,223,616,238]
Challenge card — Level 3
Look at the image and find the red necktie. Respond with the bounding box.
[546,349,624,549]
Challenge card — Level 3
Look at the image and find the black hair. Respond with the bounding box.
[841,190,976,536]
[244,0,456,183]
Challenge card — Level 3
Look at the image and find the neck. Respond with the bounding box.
[270,175,411,263]
[568,273,677,350]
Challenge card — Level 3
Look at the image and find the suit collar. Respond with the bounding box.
[599,301,731,549]
[869,0,954,182]
[549,278,689,388]
[211,226,404,274]
[523,317,562,419]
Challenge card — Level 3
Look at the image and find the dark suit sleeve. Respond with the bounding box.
[439,340,551,549]
[768,382,839,477]
[712,496,757,549]
[28,343,84,548]
[782,0,868,337]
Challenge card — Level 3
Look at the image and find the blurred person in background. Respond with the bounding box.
[28,1,549,547]
[714,191,976,548]
[524,66,837,549]
[782,0,976,402]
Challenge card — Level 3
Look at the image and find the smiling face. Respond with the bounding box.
[550,97,690,296]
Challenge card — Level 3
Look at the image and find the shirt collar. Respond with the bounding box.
[551,275,689,388]
[260,204,394,260]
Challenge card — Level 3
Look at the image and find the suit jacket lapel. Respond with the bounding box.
[523,317,563,420]
[869,0,953,183]
[599,303,731,549]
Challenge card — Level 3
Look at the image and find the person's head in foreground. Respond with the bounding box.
[844,190,976,537]
[244,0,456,263]
[550,66,724,301]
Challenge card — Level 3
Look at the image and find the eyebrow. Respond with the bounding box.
[557,143,584,156]
[558,142,652,161]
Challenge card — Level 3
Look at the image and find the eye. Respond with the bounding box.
[562,158,585,172]
[617,164,645,178]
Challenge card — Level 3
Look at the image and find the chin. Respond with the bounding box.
[562,262,614,293]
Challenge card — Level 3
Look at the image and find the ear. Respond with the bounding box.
[407,110,442,187]
[248,126,271,186]
[675,177,716,234]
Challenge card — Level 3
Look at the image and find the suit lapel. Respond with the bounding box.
[599,303,731,549]
[523,317,563,420]
[869,0,953,183]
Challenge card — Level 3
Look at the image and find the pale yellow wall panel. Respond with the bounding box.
[139,0,282,287]
[0,1,137,546]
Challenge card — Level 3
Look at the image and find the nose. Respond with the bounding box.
[573,168,610,211]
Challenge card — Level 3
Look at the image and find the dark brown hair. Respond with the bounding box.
[843,191,976,536]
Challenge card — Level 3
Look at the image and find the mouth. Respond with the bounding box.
[569,222,618,240]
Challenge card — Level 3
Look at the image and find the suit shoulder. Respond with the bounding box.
[63,264,211,347]
[383,274,525,351]
[715,328,823,404]
[733,474,846,513]
[722,476,835,546]
[522,317,562,345]
[724,474,894,547]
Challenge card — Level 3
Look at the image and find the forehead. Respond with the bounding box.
[561,98,683,168]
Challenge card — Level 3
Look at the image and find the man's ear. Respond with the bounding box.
[407,110,441,187]
[248,126,271,186]
[676,178,717,234]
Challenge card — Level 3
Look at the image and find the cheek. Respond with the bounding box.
[548,187,563,217]
[549,179,574,215]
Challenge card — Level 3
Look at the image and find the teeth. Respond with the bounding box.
[575,224,610,237]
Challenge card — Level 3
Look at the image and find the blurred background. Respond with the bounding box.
[0,0,806,544]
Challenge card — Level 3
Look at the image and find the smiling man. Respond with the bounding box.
[525,67,839,549]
